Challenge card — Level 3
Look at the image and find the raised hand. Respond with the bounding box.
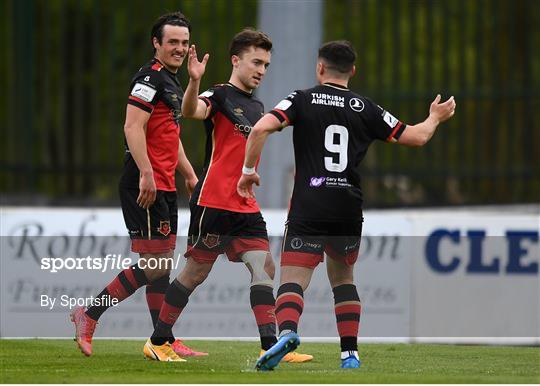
[187,44,209,81]
[429,94,456,123]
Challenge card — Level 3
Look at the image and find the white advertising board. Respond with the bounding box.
[410,212,539,340]
[0,207,410,339]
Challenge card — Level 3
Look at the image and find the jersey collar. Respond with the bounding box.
[153,57,177,76]
[323,82,349,91]
[226,82,253,97]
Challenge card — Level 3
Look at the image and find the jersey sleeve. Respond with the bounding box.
[127,72,163,113]
[363,98,407,142]
[269,91,302,127]
[198,85,222,119]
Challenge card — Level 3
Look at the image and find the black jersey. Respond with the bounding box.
[193,83,265,213]
[269,82,406,222]
[120,58,184,191]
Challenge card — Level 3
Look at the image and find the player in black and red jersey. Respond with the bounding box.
[71,12,206,360]
[238,40,456,370]
[143,29,312,363]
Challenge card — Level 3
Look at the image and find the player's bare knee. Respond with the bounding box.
[264,253,275,280]
[242,250,274,287]
[178,258,212,289]
[139,252,173,281]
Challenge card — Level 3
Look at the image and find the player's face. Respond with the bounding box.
[233,47,271,91]
[154,25,190,73]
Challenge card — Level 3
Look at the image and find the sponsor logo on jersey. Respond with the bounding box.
[291,238,303,249]
[200,89,214,98]
[202,233,220,249]
[309,176,352,188]
[349,97,365,112]
[157,221,171,236]
[310,177,326,187]
[382,110,399,128]
[275,99,292,111]
[131,82,157,102]
[311,93,345,107]
[234,123,252,137]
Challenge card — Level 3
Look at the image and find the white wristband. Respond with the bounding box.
[242,166,256,175]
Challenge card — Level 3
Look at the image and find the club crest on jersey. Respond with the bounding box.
[157,221,171,236]
[202,233,220,249]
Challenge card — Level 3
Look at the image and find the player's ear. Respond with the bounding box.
[350,65,356,78]
[152,37,160,50]
[317,61,324,76]
[231,55,240,68]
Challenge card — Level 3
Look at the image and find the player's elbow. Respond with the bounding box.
[411,134,429,147]
[123,123,135,136]
[181,104,194,118]
[250,124,266,138]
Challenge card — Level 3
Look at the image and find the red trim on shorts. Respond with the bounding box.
[168,234,177,251]
[281,251,322,269]
[131,239,171,254]
[226,238,269,262]
[184,245,220,263]
[325,245,359,266]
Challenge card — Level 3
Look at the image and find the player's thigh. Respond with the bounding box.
[325,220,363,285]
[184,204,228,264]
[226,211,270,263]
[119,187,173,255]
[281,220,326,270]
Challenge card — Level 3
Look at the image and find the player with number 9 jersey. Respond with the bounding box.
[270,85,405,224]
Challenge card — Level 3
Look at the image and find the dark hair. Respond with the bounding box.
[151,12,191,49]
[318,40,356,74]
[229,28,272,57]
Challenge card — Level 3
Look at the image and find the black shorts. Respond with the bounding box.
[119,187,178,254]
[281,218,363,268]
[185,203,269,263]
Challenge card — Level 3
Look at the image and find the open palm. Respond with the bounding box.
[187,45,209,81]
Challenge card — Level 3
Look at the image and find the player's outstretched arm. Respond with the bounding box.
[181,44,210,120]
[124,105,156,209]
[237,113,282,199]
[398,94,456,147]
[176,140,198,197]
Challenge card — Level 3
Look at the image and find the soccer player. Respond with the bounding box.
[70,12,206,358]
[238,40,456,370]
[142,29,312,363]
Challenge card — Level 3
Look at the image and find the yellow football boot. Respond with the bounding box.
[259,349,313,363]
[144,339,186,362]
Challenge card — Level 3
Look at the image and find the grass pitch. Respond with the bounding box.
[1,339,539,383]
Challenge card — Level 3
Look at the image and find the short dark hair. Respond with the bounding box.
[229,28,272,57]
[151,12,191,49]
[318,40,356,74]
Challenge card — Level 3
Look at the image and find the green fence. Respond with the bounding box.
[325,0,540,206]
[1,0,539,207]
